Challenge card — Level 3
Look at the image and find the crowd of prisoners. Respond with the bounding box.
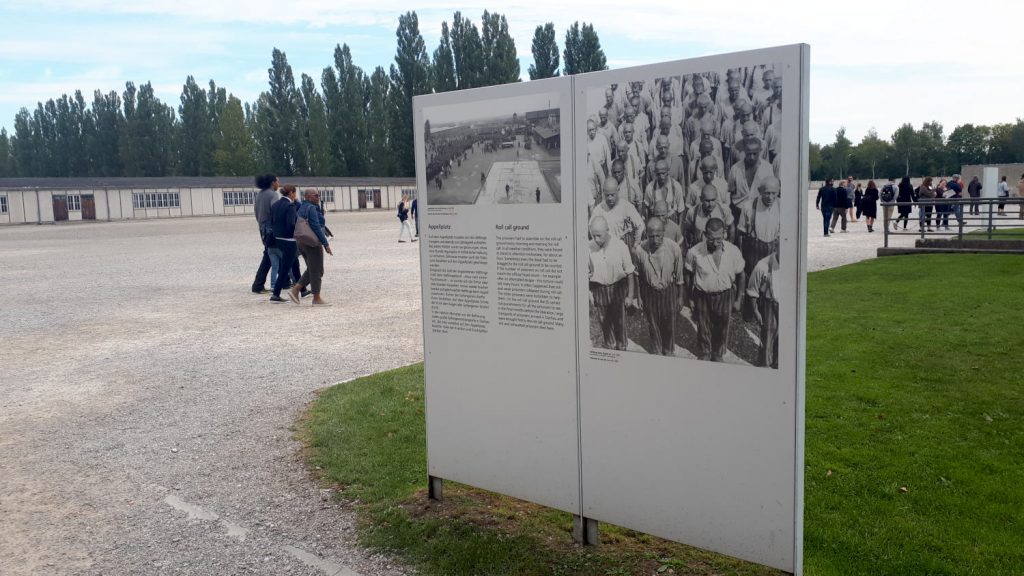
[585,64,783,228]
[584,65,783,367]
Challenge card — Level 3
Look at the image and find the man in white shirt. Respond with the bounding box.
[727,136,775,222]
[592,177,645,248]
[644,159,685,223]
[684,217,745,362]
[589,215,637,350]
[738,175,781,277]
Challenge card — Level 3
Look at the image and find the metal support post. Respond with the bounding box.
[572,515,599,546]
[428,475,443,501]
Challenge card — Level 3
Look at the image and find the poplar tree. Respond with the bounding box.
[0,128,12,177]
[389,11,431,177]
[563,22,607,75]
[335,44,368,176]
[481,11,520,85]
[265,48,301,175]
[451,12,484,89]
[365,66,395,176]
[529,23,560,80]
[299,74,331,176]
[90,90,124,177]
[179,76,210,176]
[213,95,256,176]
[432,21,457,93]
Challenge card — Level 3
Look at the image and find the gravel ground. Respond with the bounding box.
[0,202,957,575]
[0,212,423,576]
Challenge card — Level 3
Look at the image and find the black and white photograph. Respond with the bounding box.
[423,92,562,206]
[585,64,783,368]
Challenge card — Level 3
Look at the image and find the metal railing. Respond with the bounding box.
[881,197,1024,247]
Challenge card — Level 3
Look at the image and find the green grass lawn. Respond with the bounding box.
[301,254,1024,575]
[965,225,1024,239]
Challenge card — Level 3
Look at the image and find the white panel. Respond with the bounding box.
[574,45,806,572]
[39,191,54,222]
[982,167,998,199]
[415,77,580,514]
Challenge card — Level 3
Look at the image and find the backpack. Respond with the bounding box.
[881,184,895,202]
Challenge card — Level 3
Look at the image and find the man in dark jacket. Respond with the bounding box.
[815,179,837,237]
[251,173,279,293]
[967,176,982,214]
[830,181,850,233]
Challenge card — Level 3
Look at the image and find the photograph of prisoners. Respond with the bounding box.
[585,64,783,368]
[423,91,562,205]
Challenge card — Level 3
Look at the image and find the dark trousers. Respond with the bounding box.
[272,241,298,296]
[830,206,847,231]
[252,233,272,291]
[297,243,325,295]
[969,195,980,214]
[759,298,779,369]
[820,206,833,235]
[919,205,933,228]
[591,280,627,350]
[640,283,676,356]
[694,288,733,362]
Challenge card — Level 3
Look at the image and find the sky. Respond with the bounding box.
[2,0,1022,146]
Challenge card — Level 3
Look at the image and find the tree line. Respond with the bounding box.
[811,120,1024,181]
[0,11,608,180]
[1,8,1019,182]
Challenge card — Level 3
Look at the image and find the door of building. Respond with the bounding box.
[357,190,368,209]
[82,194,96,220]
[52,195,69,221]
[372,189,382,208]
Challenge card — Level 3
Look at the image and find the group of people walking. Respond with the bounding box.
[815,176,883,234]
[818,173,1024,235]
[251,173,333,306]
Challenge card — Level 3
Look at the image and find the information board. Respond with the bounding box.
[415,44,809,574]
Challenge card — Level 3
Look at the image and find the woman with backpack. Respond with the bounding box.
[880,178,897,227]
[894,176,914,230]
[861,180,879,232]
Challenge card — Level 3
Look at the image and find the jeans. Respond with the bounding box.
[272,240,298,296]
[820,206,833,235]
[269,246,301,288]
[830,206,848,231]
[399,220,414,241]
[918,204,933,228]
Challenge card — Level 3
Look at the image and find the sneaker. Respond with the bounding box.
[300,289,311,298]
[399,240,406,243]
[841,229,848,233]
[269,295,287,302]
[412,238,418,242]
[287,285,301,304]
[252,288,268,294]
[312,300,333,307]
[829,228,835,234]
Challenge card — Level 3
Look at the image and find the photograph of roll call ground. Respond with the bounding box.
[586,65,783,368]
[423,92,562,205]
[3,2,1024,576]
